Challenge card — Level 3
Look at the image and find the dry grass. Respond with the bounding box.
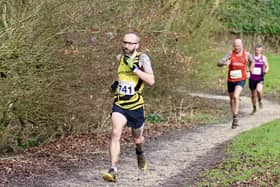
[0,0,246,152]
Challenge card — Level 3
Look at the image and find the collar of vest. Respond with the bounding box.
[123,52,142,59]
[232,50,245,57]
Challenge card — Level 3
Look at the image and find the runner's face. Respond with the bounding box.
[255,47,262,55]
[233,43,242,53]
[122,34,139,55]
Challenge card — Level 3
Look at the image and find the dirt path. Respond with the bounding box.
[13,93,280,187]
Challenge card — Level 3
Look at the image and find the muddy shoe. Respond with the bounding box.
[137,154,147,171]
[231,116,239,129]
[103,168,118,182]
[250,106,257,115]
[259,101,263,109]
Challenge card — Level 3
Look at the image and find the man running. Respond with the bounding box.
[249,44,269,114]
[103,32,155,182]
[217,39,254,129]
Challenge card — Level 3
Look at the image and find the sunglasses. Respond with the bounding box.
[122,41,138,45]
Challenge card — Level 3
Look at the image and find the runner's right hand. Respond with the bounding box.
[109,81,119,93]
[217,59,229,67]
[217,60,225,67]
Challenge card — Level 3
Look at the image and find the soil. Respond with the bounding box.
[1,93,280,187]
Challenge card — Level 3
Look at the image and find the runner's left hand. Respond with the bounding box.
[124,56,138,72]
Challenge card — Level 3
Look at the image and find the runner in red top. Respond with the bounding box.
[217,39,255,129]
[227,49,248,82]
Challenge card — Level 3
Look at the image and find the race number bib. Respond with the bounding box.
[117,81,135,95]
[252,67,261,75]
[230,70,242,79]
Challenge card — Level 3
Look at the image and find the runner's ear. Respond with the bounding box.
[135,43,140,50]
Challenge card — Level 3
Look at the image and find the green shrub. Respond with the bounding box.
[220,0,280,34]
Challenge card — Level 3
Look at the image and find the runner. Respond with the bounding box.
[249,44,269,114]
[217,39,254,129]
[103,32,155,182]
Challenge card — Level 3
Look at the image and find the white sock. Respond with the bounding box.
[111,166,117,172]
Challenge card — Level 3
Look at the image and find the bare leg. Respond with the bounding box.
[229,92,235,115]
[251,89,257,114]
[132,126,147,170]
[229,85,243,128]
[132,126,145,145]
[229,85,243,116]
[110,112,127,167]
[233,85,243,115]
[103,112,127,182]
[256,83,264,108]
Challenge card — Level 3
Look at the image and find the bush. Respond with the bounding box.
[220,0,280,34]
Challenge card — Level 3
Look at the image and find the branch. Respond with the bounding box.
[2,2,8,29]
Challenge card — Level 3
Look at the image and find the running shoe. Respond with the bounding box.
[231,116,239,129]
[103,168,118,182]
[137,154,147,170]
[259,101,263,109]
[250,106,257,115]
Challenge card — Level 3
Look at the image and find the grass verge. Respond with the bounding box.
[197,119,280,186]
[265,55,280,95]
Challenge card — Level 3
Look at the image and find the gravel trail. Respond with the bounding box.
[15,93,280,187]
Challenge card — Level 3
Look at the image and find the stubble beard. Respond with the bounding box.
[123,47,136,56]
[234,48,242,54]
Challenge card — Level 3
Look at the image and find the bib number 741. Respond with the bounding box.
[117,81,135,95]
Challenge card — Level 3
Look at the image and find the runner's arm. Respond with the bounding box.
[113,54,121,81]
[109,55,121,93]
[263,55,269,73]
[246,52,255,72]
[217,52,231,67]
[135,54,155,86]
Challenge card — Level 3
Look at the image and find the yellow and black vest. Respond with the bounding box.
[114,52,144,110]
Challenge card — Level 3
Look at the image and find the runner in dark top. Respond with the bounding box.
[249,44,269,114]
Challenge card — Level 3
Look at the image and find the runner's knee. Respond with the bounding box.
[233,94,239,101]
[134,136,144,144]
[132,127,143,138]
[111,128,122,141]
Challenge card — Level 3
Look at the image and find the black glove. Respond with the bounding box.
[109,81,119,93]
